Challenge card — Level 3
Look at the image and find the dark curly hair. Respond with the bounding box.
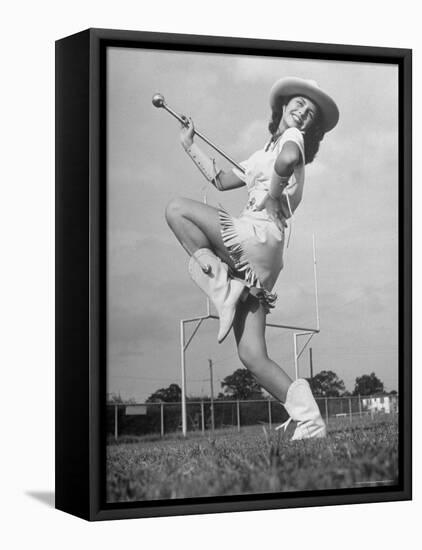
[266,99,325,164]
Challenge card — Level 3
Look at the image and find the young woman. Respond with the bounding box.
[165,77,339,439]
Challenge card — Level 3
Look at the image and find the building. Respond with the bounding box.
[361,394,398,414]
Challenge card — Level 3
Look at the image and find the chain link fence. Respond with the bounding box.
[107,394,399,441]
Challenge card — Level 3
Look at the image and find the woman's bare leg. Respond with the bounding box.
[165,197,235,266]
[233,295,292,402]
[166,196,291,396]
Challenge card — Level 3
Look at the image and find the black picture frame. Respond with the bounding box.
[55,28,412,521]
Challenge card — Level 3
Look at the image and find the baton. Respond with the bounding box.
[152,93,245,174]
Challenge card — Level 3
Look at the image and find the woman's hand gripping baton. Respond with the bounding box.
[152,93,245,175]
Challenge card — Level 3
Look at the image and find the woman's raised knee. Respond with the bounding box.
[165,197,189,226]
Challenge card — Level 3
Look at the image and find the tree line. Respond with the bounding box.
[142,369,393,403]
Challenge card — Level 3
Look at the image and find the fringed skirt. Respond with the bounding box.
[219,207,285,313]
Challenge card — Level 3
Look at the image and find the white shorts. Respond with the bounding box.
[219,207,285,312]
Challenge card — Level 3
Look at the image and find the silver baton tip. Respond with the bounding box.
[152,93,165,108]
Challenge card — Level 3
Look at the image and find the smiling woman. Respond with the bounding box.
[281,97,318,132]
[165,77,339,439]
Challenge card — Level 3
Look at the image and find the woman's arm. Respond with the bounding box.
[255,141,302,226]
[216,170,246,191]
[180,118,245,191]
[279,177,303,216]
[269,141,301,200]
[274,141,303,215]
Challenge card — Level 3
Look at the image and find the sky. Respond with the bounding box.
[106,47,398,402]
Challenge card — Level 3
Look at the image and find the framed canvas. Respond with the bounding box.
[55,28,412,521]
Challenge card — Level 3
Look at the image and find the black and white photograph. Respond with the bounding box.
[3,0,421,542]
[105,44,401,503]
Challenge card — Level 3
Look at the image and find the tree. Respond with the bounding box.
[146,383,182,403]
[307,370,346,397]
[221,368,263,399]
[353,373,384,396]
[107,392,136,404]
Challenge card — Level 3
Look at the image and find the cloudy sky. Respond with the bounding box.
[106,47,398,402]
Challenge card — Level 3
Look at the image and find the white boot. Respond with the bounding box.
[277,379,326,440]
[189,248,246,343]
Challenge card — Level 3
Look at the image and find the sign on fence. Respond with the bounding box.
[125,405,147,416]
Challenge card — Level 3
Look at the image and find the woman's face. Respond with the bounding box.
[283,96,318,133]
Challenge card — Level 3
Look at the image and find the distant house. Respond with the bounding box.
[361,394,398,414]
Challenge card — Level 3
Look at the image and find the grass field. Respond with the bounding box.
[106,415,398,502]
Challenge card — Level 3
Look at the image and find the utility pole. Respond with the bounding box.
[209,359,215,432]
[309,347,314,388]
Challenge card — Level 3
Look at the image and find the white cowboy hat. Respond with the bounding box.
[269,77,339,132]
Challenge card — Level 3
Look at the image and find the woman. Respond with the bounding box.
[165,77,339,439]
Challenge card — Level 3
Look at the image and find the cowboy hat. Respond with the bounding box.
[269,77,339,132]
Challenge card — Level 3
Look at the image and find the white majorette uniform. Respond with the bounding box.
[219,127,305,312]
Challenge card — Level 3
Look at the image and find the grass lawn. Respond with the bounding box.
[106,415,398,502]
